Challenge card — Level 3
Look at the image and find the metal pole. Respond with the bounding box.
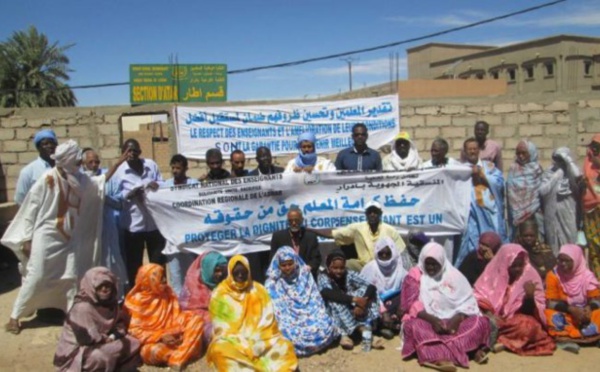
[340,57,358,92]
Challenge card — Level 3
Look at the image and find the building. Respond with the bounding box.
[407,35,600,95]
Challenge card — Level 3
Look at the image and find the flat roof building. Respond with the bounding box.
[407,35,600,95]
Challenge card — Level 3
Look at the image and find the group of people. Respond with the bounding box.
[1,118,600,371]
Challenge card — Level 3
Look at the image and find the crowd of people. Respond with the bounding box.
[1,120,600,371]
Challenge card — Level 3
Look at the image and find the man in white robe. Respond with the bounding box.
[382,131,422,171]
[2,140,126,334]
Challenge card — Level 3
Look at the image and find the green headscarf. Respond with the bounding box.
[201,251,228,288]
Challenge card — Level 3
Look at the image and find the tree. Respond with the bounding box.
[0,26,77,107]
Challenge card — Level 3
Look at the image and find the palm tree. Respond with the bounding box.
[0,26,77,107]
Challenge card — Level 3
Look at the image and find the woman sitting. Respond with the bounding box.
[207,255,298,371]
[545,244,600,352]
[401,242,490,372]
[361,237,407,337]
[284,131,336,173]
[458,231,502,285]
[265,246,337,356]
[516,219,556,281]
[317,249,383,350]
[124,264,204,370]
[179,251,227,345]
[54,267,141,371]
[474,244,555,356]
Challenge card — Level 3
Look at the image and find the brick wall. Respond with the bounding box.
[1,94,600,203]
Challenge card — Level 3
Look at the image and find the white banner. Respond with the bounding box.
[174,95,400,159]
[145,166,472,257]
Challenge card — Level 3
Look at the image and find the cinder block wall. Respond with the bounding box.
[1,93,599,203]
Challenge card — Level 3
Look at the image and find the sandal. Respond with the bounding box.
[423,361,457,372]
[492,343,506,353]
[340,335,354,350]
[4,319,21,335]
[372,336,385,350]
[474,348,489,364]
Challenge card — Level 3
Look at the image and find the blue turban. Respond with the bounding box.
[33,129,57,147]
[294,131,318,167]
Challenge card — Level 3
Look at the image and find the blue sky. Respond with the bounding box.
[2,0,600,107]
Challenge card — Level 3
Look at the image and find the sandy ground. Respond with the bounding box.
[1,263,600,372]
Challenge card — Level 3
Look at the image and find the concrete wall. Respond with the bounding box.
[1,93,600,204]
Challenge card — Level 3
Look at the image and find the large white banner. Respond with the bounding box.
[174,95,400,159]
[145,166,472,256]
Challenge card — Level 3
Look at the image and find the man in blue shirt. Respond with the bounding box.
[334,123,382,172]
[14,129,58,205]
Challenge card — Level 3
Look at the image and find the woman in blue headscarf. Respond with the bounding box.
[284,132,336,173]
[265,246,337,356]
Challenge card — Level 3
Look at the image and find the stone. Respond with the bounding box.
[440,105,465,115]
[4,140,28,152]
[466,105,491,114]
[545,101,569,112]
[0,128,15,140]
[402,115,424,127]
[519,125,543,137]
[492,103,518,114]
[529,113,555,124]
[425,115,450,127]
[18,151,38,164]
[519,103,544,112]
[441,126,465,139]
[545,125,570,136]
[493,126,516,138]
[415,127,440,139]
[415,106,439,115]
[1,117,26,128]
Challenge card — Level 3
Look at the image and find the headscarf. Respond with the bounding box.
[76,266,118,307]
[385,132,421,170]
[552,147,579,196]
[556,244,600,306]
[52,139,83,174]
[33,129,57,147]
[583,134,600,212]
[294,132,318,168]
[477,231,503,260]
[179,251,227,316]
[361,237,407,293]
[124,264,187,342]
[507,140,543,225]
[474,244,546,322]
[264,247,336,356]
[418,242,480,319]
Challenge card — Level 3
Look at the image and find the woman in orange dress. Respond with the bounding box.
[124,264,204,370]
[545,244,600,352]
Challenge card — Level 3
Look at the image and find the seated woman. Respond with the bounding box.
[317,249,383,351]
[124,264,204,370]
[401,242,490,372]
[474,244,555,356]
[545,244,600,351]
[458,231,502,285]
[284,131,336,173]
[179,251,227,345]
[54,267,141,371]
[516,219,556,281]
[361,237,408,337]
[207,255,298,371]
[265,246,337,356]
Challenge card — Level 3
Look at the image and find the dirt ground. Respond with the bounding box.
[1,263,599,372]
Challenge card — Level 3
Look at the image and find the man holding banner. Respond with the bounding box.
[311,201,406,272]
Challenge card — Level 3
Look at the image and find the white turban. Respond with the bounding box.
[52,139,82,174]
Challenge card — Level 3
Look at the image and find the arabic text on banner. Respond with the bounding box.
[174,95,400,159]
[145,166,472,257]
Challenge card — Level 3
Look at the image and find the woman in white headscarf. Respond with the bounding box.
[284,132,336,173]
[361,237,407,336]
[400,242,491,372]
[382,132,422,171]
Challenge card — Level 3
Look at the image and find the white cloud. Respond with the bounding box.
[314,57,406,77]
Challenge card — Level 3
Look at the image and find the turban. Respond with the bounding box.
[52,140,82,174]
[33,129,57,147]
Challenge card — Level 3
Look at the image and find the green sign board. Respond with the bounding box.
[129,64,227,104]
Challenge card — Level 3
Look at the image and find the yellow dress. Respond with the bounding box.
[207,255,298,371]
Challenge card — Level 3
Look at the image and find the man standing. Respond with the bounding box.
[461,121,503,171]
[14,129,58,205]
[114,139,165,286]
[422,138,460,167]
[382,132,422,171]
[2,140,126,334]
[230,150,249,178]
[248,147,284,176]
[311,201,405,271]
[80,148,102,176]
[201,148,231,181]
[162,154,199,296]
[455,138,506,267]
[270,206,321,278]
[335,123,382,172]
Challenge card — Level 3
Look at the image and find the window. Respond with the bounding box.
[491,71,499,79]
[525,65,534,79]
[584,61,592,76]
[545,62,554,76]
[508,68,516,81]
